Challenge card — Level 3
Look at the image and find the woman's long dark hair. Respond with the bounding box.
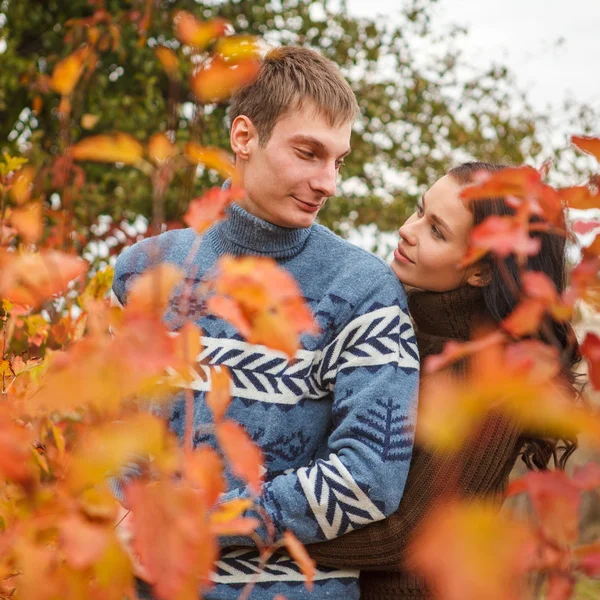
[448,162,581,470]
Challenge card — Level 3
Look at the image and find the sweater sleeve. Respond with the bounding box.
[219,270,420,546]
[305,411,523,570]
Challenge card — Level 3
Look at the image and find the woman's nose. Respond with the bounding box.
[399,224,417,246]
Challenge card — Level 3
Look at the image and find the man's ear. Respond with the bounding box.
[230,115,257,161]
[466,262,492,288]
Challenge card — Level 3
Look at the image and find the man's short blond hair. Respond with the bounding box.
[229,46,359,145]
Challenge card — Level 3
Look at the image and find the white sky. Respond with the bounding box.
[347,0,600,116]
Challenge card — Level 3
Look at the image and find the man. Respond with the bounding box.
[113,46,419,600]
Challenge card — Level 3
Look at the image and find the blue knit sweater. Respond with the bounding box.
[113,203,419,600]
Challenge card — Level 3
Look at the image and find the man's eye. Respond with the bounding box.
[297,149,315,159]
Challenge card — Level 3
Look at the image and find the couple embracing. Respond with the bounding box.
[113,47,579,600]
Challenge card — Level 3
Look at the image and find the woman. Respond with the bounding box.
[306,162,580,599]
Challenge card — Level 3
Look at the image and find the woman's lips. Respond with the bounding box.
[394,246,415,264]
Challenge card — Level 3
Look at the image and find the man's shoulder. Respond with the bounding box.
[310,224,392,275]
[115,227,198,273]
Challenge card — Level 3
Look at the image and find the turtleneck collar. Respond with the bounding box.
[407,285,487,342]
[207,203,313,259]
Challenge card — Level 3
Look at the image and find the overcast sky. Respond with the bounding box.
[347,0,599,116]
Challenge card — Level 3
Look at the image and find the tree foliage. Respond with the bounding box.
[2,0,589,238]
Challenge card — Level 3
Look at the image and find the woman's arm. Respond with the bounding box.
[305,412,523,571]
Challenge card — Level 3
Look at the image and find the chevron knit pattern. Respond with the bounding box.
[113,203,419,600]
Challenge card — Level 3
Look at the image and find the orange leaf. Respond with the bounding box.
[0,411,35,485]
[127,263,184,316]
[522,271,559,304]
[409,501,538,600]
[172,322,203,382]
[51,47,89,95]
[155,46,179,78]
[507,470,583,546]
[581,332,600,390]
[249,308,300,357]
[283,531,316,591]
[190,57,261,104]
[184,143,235,179]
[559,185,600,210]
[210,516,260,536]
[126,478,217,600]
[174,12,230,49]
[501,298,546,336]
[503,340,560,385]
[215,420,264,494]
[572,135,600,162]
[183,186,246,233]
[206,367,231,422]
[573,542,600,577]
[59,513,110,569]
[9,166,35,205]
[467,215,541,261]
[10,202,43,244]
[206,295,252,338]
[0,250,87,308]
[71,132,144,165]
[209,498,252,523]
[184,447,225,508]
[67,413,175,491]
[148,132,176,165]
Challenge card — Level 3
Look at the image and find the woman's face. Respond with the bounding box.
[391,174,476,292]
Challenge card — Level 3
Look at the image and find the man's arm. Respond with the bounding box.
[219,270,420,546]
[305,412,523,570]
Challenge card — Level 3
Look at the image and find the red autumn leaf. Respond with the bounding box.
[572,135,600,162]
[183,143,237,179]
[71,133,144,165]
[409,500,538,600]
[125,478,217,600]
[283,531,316,591]
[503,340,560,385]
[501,298,546,336]
[460,165,563,224]
[545,573,575,600]
[215,419,264,495]
[173,12,230,49]
[522,271,559,304]
[59,513,110,569]
[507,470,582,546]
[184,447,225,508]
[190,57,261,104]
[183,186,246,234]
[570,461,600,490]
[559,186,600,210]
[573,542,600,577]
[206,367,231,422]
[206,295,252,338]
[581,332,600,389]
[571,219,600,235]
[0,250,87,308]
[464,215,541,265]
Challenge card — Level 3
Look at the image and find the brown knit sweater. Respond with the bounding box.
[306,285,524,599]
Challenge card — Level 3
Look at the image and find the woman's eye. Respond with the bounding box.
[416,204,424,216]
[431,225,445,240]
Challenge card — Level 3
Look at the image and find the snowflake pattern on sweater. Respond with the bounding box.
[113,203,419,600]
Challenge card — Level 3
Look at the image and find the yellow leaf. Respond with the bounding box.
[148,132,177,165]
[71,133,144,165]
[9,166,35,205]
[80,113,100,130]
[51,47,89,96]
[10,202,43,244]
[209,498,252,524]
[184,142,234,179]
[215,35,263,62]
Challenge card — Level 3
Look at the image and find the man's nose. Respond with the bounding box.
[310,162,338,198]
